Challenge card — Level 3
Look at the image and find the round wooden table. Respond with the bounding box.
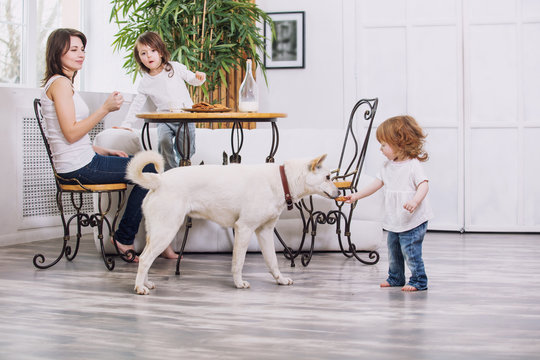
[136,112,287,166]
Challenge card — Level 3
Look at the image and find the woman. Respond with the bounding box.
[41,28,177,260]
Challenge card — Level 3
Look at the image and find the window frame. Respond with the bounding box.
[0,0,82,88]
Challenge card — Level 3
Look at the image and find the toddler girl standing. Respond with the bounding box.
[121,31,206,170]
[344,115,433,291]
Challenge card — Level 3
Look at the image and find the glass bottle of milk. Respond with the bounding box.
[238,59,258,112]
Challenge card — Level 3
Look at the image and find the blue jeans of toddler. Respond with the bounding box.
[386,221,428,290]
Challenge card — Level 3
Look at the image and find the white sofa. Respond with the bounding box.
[93,126,384,255]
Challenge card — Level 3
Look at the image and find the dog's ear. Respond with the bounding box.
[310,154,327,171]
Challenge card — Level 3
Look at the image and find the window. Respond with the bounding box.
[0,0,79,87]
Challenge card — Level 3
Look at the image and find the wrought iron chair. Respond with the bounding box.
[32,98,135,270]
[284,98,380,266]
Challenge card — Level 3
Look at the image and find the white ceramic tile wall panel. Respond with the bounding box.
[523,129,540,226]
[468,0,517,22]
[469,129,519,228]
[469,25,518,124]
[464,0,540,231]
[522,23,540,123]
[423,128,461,229]
[408,26,459,124]
[357,0,463,230]
[361,27,407,121]
[408,0,457,22]
[523,0,540,18]
[361,0,406,25]
[342,0,359,121]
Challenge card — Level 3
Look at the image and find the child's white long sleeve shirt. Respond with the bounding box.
[121,61,205,128]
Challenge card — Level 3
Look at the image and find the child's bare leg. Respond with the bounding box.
[160,244,179,259]
[401,284,418,291]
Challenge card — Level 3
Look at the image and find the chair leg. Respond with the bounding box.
[175,217,192,275]
[301,216,318,267]
[273,228,295,267]
[95,192,115,271]
[33,190,70,269]
[66,192,84,261]
[336,209,380,265]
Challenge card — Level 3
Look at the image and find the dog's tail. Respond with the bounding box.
[126,150,164,191]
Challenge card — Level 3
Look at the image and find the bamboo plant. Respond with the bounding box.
[109,0,273,103]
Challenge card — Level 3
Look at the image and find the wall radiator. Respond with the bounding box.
[21,115,103,221]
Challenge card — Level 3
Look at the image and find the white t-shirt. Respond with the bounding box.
[40,75,95,173]
[376,158,434,233]
[121,61,205,128]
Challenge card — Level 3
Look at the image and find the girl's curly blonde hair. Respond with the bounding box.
[376,115,428,162]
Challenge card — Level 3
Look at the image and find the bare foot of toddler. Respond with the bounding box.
[160,245,179,259]
[401,284,418,292]
[380,281,391,287]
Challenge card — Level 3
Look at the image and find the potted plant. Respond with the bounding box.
[109,0,272,109]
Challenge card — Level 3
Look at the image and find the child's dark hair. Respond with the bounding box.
[42,28,87,85]
[376,115,428,162]
[134,31,173,76]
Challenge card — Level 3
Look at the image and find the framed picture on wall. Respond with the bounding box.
[264,11,305,69]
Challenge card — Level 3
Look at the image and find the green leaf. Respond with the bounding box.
[109,0,270,91]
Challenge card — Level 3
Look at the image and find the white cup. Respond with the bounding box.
[169,101,185,112]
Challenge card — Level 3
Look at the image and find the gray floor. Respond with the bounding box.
[1,232,540,359]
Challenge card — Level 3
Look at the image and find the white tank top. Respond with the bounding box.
[40,75,95,173]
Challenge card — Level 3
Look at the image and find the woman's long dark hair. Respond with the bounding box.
[42,28,87,86]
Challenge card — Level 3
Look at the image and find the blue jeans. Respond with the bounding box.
[386,221,428,290]
[158,122,196,171]
[58,154,155,245]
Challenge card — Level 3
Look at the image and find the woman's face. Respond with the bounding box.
[60,36,85,75]
[137,43,162,73]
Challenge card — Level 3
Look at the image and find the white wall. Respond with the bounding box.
[258,0,464,230]
[464,0,540,231]
[1,0,539,247]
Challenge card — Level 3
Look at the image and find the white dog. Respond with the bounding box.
[127,151,339,295]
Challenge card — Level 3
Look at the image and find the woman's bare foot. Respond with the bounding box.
[380,281,391,288]
[401,284,418,292]
[160,245,179,259]
[110,237,138,263]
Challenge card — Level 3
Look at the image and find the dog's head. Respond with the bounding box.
[287,154,339,200]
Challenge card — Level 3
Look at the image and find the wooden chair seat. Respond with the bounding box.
[333,181,352,189]
[59,183,127,192]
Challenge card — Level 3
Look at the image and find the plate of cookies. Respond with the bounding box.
[183,102,231,112]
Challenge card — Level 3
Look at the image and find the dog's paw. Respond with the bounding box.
[276,276,293,286]
[234,280,250,289]
[134,285,150,295]
[145,280,156,290]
